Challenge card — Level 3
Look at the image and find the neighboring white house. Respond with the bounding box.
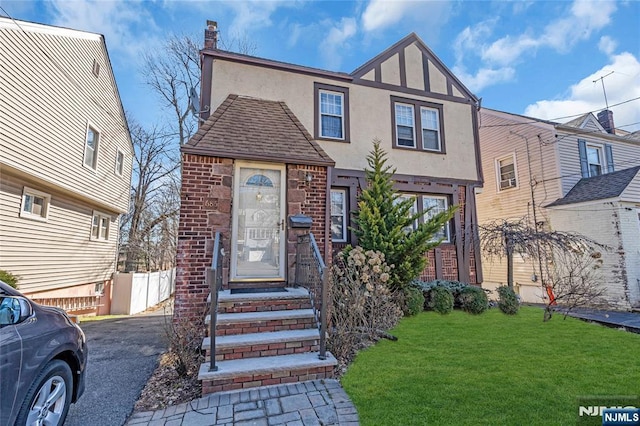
[0,18,133,314]
[476,108,640,310]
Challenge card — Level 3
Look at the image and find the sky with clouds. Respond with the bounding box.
[2,0,639,132]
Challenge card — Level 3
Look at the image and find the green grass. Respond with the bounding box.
[341,307,640,425]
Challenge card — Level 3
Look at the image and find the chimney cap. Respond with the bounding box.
[207,20,218,30]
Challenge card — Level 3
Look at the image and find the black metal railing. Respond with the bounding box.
[295,233,328,359]
[207,232,224,372]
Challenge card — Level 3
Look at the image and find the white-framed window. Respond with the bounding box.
[115,150,124,176]
[84,124,100,170]
[395,103,416,147]
[330,189,347,242]
[20,187,50,221]
[422,195,450,242]
[586,144,604,177]
[319,90,344,140]
[91,211,110,241]
[420,107,441,151]
[496,154,517,191]
[395,193,418,232]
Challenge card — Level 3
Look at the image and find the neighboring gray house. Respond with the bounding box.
[0,18,133,314]
[477,107,640,310]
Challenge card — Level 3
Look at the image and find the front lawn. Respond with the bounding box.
[341,307,640,425]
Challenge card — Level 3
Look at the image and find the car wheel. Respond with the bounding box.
[15,359,73,426]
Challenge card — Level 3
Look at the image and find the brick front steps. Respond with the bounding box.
[199,287,337,395]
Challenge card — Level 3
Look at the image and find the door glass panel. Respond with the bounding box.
[235,167,282,278]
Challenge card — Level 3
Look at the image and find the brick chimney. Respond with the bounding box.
[597,109,615,134]
[204,20,218,50]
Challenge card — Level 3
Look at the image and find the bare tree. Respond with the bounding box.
[479,218,608,320]
[120,120,180,271]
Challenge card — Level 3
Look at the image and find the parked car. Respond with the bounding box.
[0,280,87,426]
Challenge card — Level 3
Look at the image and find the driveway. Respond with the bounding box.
[65,306,169,426]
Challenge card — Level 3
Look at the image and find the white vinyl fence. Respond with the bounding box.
[111,268,175,315]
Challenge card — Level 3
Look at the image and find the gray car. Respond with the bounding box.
[0,280,87,426]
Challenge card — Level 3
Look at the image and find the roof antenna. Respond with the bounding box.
[593,71,614,110]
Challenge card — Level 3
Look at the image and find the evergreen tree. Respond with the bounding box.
[352,140,456,291]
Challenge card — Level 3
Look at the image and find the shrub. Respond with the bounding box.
[415,279,470,308]
[0,270,18,288]
[328,247,402,365]
[352,141,456,292]
[497,286,520,315]
[402,285,425,316]
[427,286,454,314]
[459,286,488,314]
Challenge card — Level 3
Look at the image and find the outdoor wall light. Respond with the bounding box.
[305,173,313,185]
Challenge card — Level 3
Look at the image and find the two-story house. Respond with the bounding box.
[476,107,640,310]
[174,24,483,395]
[0,18,133,314]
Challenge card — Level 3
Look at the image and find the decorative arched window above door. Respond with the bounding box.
[246,174,273,187]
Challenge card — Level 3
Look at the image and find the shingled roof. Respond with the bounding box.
[182,95,334,166]
[546,166,640,207]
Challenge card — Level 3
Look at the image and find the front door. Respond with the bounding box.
[231,162,286,281]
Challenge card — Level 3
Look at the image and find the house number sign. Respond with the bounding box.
[203,198,218,210]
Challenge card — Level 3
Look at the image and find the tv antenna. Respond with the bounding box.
[593,71,614,110]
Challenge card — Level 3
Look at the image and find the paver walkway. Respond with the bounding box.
[126,379,359,426]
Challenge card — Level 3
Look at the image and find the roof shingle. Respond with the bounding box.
[546,166,640,207]
[183,95,334,166]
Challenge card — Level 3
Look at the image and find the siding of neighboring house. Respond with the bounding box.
[618,202,640,307]
[0,22,132,212]
[556,131,640,196]
[0,19,132,305]
[547,201,632,310]
[476,109,561,299]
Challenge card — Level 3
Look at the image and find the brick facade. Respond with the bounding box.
[175,154,328,321]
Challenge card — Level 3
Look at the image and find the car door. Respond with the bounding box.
[0,322,23,425]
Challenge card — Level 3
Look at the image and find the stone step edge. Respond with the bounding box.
[202,328,320,350]
[205,309,316,325]
[207,287,310,303]
[198,351,337,381]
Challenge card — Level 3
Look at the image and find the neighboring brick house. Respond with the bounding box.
[175,30,484,321]
[0,18,133,314]
[476,108,640,310]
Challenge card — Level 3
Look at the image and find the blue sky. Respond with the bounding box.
[2,0,639,132]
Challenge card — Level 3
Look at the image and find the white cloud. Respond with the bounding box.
[455,0,618,92]
[321,17,357,70]
[524,52,640,132]
[361,0,453,36]
[598,36,617,55]
[453,65,516,93]
[46,0,158,59]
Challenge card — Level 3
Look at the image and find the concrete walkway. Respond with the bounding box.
[126,379,359,426]
[563,307,640,332]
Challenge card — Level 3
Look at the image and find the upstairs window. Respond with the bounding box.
[395,104,415,147]
[84,125,100,170]
[314,83,349,142]
[330,189,347,242]
[115,150,124,176]
[91,211,110,241]
[497,154,517,190]
[578,139,614,178]
[20,187,50,221]
[391,96,445,153]
[420,107,441,151]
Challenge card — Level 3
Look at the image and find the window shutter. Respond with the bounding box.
[605,144,614,173]
[578,139,589,178]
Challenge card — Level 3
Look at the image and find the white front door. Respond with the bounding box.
[231,162,286,281]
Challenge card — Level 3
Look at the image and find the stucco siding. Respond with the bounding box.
[0,171,118,293]
[209,59,479,182]
[548,201,630,310]
[0,22,132,213]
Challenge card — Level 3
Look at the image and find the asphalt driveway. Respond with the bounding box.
[65,306,169,426]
